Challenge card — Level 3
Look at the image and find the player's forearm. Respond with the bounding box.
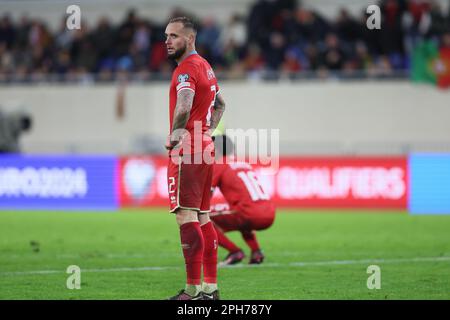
[170,89,194,135]
[208,94,226,134]
[209,108,224,133]
[171,108,190,132]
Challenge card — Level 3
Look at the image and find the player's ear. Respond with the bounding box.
[188,32,196,44]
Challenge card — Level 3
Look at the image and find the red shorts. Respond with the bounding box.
[167,155,213,213]
[211,202,275,232]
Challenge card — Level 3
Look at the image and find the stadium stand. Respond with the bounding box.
[1,0,449,82]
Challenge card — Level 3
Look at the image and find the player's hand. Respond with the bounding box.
[206,128,215,140]
[165,135,180,151]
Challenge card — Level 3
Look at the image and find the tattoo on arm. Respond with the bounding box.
[171,89,194,134]
[208,92,226,133]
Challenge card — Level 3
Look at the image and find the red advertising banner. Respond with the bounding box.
[119,156,168,207]
[119,156,408,209]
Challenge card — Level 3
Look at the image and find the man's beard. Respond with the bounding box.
[168,44,187,60]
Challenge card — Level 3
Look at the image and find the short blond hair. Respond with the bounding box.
[168,16,197,34]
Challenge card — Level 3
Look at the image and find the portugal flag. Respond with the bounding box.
[411,40,450,89]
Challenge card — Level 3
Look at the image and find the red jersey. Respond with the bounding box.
[212,160,273,217]
[169,52,219,154]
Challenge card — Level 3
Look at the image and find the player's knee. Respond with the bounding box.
[261,217,275,230]
[198,213,211,226]
[175,209,199,226]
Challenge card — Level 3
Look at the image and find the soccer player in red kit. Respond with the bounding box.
[164,17,225,300]
[210,135,276,265]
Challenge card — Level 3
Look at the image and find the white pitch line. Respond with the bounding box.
[219,256,450,269]
[289,256,450,267]
[1,256,449,277]
[0,266,181,276]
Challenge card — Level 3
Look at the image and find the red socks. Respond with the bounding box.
[180,221,220,285]
[180,222,204,285]
[215,225,241,253]
[201,221,218,284]
[242,231,260,252]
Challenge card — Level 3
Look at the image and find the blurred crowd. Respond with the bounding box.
[1,0,450,82]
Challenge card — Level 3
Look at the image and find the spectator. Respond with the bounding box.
[281,48,302,75]
[91,17,115,63]
[0,14,15,49]
[216,14,246,70]
[321,33,346,71]
[265,32,287,70]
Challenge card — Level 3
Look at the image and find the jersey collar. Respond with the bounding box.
[177,50,198,65]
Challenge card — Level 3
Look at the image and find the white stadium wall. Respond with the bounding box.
[1,81,450,155]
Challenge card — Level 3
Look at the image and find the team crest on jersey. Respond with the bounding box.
[177,73,189,83]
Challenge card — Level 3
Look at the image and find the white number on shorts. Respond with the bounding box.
[237,171,269,201]
[206,85,216,127]
[168,177,176,194]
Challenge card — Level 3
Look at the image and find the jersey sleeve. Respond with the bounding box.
[174,62,198,95]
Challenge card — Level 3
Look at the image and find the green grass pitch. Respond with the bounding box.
[0,209,449,300]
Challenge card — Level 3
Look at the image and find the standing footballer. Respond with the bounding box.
[164,17,226,300]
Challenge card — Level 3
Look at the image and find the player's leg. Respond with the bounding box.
[210,212,242,253]
[217,226,246,266]
[241,230,265,264]
[198,162,219,299]
[167,157,205,300]
[240,204,276,264]
[169,209,204,300]
[241,230,260,252]
[211,214,246,265]
[176,209,205,290]
[215,222,242,254]
[198,213,219,300]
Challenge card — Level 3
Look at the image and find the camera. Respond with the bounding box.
[0,108,32,153]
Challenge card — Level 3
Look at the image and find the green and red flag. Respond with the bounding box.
[411,40,450,89]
